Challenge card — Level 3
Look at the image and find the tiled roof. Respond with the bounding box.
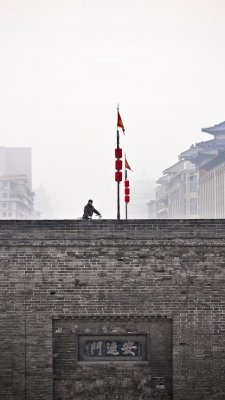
[201,151,225,171]
[202,121,225,135]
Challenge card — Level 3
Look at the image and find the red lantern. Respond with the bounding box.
[124,180,130,187]
[115,160,122,170]
[115,171,122,182]
[115,148,122,158]
[125,195,130,203]
[125,188,130,195]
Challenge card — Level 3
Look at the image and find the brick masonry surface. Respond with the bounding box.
[0,219,225,400]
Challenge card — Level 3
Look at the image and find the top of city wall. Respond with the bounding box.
[0,219,225,243]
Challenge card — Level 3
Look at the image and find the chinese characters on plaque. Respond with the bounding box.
[78,335,147,361]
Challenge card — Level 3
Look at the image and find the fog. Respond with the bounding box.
[0,0,225,218]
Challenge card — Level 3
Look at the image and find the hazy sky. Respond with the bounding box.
[0,0,225,218]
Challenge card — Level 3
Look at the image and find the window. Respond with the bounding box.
[190,181,197,192]
[2,202,7,208]
[3,193,8,198]
[190,198,198,215]
[2,212,7,217]
[189,175,197,192]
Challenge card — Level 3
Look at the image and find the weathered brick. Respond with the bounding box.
[0,220,225,399]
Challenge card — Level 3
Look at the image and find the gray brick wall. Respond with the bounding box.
[0,220,225,400]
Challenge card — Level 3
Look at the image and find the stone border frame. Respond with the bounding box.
[53,314,173,399]
[53,314,172,363]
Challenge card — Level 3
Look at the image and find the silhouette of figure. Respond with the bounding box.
[82,200,101,220]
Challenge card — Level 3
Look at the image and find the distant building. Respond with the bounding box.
[155,160,198,219]
[34,186,54,219]
[154,175,169,218]
[180,121,225,218]
[0,147,32,187]
[152,120,225,219]
[129,178,155,219]
[147,199,157,218]
[0,175,34,219]
[0,147,34,219]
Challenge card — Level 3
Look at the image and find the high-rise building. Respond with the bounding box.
[0,147,34,219]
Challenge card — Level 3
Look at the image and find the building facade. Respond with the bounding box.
[199,160,225,218]
[155,160,198,219]
[0,175,34,219]
[153,121,225,219]
[0,147,34,219]
[180,121,225,218]
[154,175,169,218]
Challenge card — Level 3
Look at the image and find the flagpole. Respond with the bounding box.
[125,168,128,220]
[117,105,120,220]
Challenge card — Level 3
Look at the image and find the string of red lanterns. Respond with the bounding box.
[124,177,130,204]
[115,148,123,183]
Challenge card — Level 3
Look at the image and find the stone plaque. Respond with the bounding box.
[78,335,147,361]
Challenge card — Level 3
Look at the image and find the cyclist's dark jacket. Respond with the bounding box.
[82,204,101,219]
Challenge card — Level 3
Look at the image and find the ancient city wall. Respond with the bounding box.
[0,220,225,400]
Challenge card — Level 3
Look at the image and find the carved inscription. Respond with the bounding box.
[78,335,147,361]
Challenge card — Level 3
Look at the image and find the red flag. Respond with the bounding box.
[125,158,132,171]
[117,111,125,133]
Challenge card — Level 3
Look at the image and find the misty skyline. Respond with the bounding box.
[0,0,225,218]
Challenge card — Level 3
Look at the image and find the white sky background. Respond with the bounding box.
[0,0,225,218]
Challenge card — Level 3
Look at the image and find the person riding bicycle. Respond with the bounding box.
[82,199,102,220]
